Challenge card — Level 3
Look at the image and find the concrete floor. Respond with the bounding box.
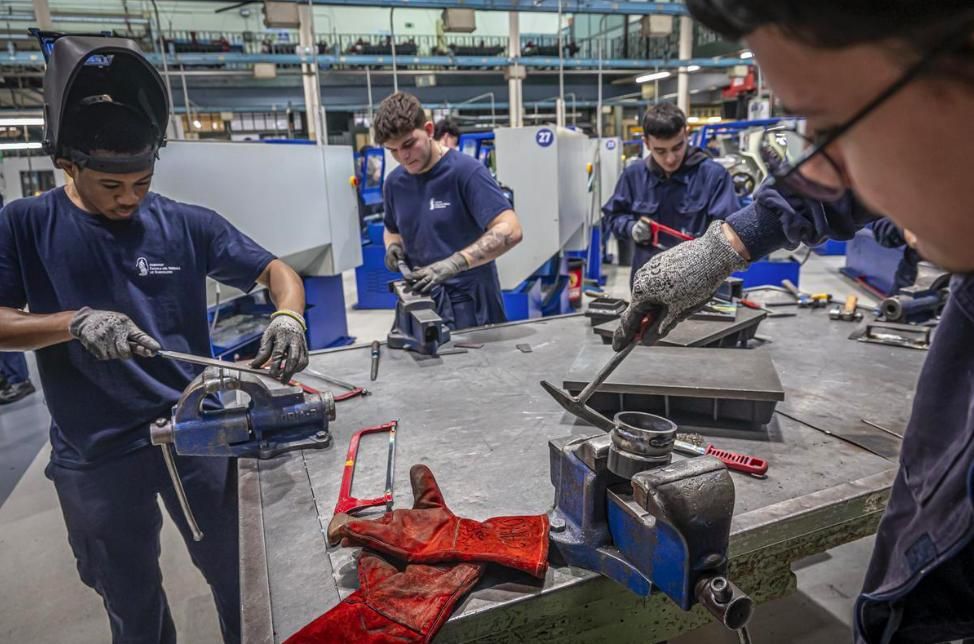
[0,253,887,643]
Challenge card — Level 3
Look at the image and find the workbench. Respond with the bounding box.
[239,308,924,643]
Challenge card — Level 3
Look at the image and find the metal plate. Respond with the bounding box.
[564,346,785,403]
[594,306,767,348]
[244,311,925,642]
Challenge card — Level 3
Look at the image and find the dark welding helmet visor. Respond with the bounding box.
[42,35,168,173]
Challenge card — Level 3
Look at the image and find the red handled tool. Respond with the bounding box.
[334,421,398,515]
[640,217,695,250]
[673,439,769,476]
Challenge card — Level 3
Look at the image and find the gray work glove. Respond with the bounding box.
[69,307,161,360]
[631,218,653,244]
[612,221,749,351]
[384,242,406,273]
[407,252,469,295]
[250,312,309,383]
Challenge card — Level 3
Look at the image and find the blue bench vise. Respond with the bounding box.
[548,411,753,633]
[150,367,336,541]
[387,280,451,356]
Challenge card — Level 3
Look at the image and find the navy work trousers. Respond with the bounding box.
[46,446,240,644]
[0,351,29,384]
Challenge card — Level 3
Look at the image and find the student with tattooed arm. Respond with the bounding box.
[376,92,522,329]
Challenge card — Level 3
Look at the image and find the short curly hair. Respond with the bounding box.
[373,92,428,145]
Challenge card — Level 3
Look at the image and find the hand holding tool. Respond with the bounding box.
[334,421,398,516]
[250,311,309,383]
[370,341,381,381]
[615,222,749,349]
[328,464,550,578]
[640,216,694,250]
[70,307,160,360]
[284,551,483,644]
[542,313,661,432]
[673,439,769,476]
[384,242,406,273]
[405,252,469,295]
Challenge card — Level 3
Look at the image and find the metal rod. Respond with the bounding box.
[384,421,398,511]
[860,418,904,439]
[389,7,398,93]
[302,366,362,393]
[160,443,204,541]
[775,410,891,460]
[576,339,639,404]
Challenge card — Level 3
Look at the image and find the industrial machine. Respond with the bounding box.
[386,281,452,356]
[153,140,362,350]
[151,365,336,540]
[458,131,495,169]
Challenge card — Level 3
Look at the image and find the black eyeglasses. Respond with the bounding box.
[760,19,974,201]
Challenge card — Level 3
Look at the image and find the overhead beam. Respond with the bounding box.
[200,0,689,15]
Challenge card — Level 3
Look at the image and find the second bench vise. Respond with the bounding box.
[387,280,451,356]
[548,411,752,632]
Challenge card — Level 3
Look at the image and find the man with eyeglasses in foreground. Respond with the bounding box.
[614,3,974,642]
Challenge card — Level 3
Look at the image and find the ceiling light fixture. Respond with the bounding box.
[635,71,672,83]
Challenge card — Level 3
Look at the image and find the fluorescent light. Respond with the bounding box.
[687,116,701,124]
[0,117,43,127]
[686,65,701,72]
[192,119,202,129]
[0,142,42,151]
[740,50,754,59]
[635,71,672,83]
[707,116,723,123]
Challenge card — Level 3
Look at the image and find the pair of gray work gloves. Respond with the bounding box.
[384,242,468,294]
[69,306,308,382]
[613,221,749,350]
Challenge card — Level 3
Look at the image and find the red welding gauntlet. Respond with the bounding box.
[328,464,550,578]
[284,550,484,644]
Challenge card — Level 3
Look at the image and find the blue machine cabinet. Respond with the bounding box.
[841,228,905,296]
[813,239,847,256]
[355,222,400,309]
[733,258,800,289]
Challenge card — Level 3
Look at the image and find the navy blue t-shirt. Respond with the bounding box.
[383,149,512,328]
[383,149,512,267]
[0,188,275,468]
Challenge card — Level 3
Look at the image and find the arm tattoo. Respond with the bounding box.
[466,228,515,264]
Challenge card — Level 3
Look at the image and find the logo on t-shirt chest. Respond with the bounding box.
[429,198,452,211]
[136,256,182,277]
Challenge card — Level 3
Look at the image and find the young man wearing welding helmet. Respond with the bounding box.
[0,35,309,643]
[602,102,740,287]
[378,91,523,330]
[613,3,974,641]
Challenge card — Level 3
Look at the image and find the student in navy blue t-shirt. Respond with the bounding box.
[602,102,739,287]
[376,92,523,330]
[0,94,309,643]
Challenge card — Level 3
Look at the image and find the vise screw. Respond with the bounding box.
[151,367,335,540]
[548,411,752,633]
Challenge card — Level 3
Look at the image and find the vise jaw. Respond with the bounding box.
[387,280,451,356]
[152,367,336,459]
[548,433,751,631]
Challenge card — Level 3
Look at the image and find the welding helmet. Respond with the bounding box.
[41,34,168,173]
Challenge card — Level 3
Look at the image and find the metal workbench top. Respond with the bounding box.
[240,309,925,643]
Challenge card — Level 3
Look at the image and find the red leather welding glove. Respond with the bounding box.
[284,550,484,644]
[328,464,549,578]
